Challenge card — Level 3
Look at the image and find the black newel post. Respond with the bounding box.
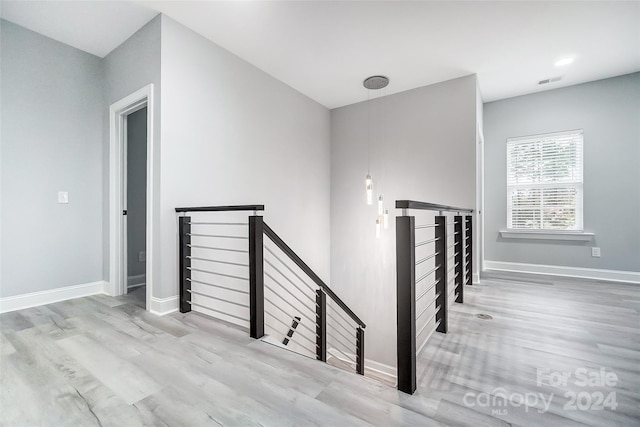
[465,215,473,286]
[435,215,448,333]
[179,216,191,313]
[249,216,265,339]
[396,215,416,394]
[454,216,463,303]
[316,289,327,362]
[356,327,365,376]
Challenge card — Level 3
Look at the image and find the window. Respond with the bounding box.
[507,130,583,231]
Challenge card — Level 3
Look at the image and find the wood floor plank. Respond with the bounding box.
[1,273,639,426]
[57,334,162,405]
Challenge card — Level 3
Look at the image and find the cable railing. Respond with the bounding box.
[176,205,365,377]
[395,200,473,394]
[177,205,261,328]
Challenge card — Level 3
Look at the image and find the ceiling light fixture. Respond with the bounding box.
[554,57,574,67]
[363,75,390,237]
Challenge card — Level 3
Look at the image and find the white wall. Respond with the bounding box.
[484,73,640,274]
[159,16,331,302]
[103,15,161,295]
[330,75,478,368]
[1,20,103,297]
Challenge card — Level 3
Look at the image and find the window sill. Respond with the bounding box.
[499,230,594,241]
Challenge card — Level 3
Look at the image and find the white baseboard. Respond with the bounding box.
[0,281,108,313]
[327,347,397,385]
[484,260,640,284]
[473,273,480,285]
[127,274,146,289]
[150,295,179,316]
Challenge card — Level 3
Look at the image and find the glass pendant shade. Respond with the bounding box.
[366,174,373,205]
[377,195,384,215]
[383,210,389,229]
[375,219,381,239]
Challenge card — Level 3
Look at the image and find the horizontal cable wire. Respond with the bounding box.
[264,246,316,292]
[326,311,359,338]
[327,323,356,348]
[188,233,248,240]
[417,310,438,338]
[415,237,439,248]
[264,283,316,324]
[187,290,248,308]
[264,262,316,305]
[416,326,436,357]
[327,301,358,330]
[188,267,248,281]
[416,295,438,321]
[416,280,438,302]
[187,278,249,294]
[263,295,318,337]
[188,301,248,322]
[415,252,439,267]
[415,223,439,229]
[188,244,248,253]
[188,256,249,268]
[327,330,356,354]
[264,276,316,313]
[416,264,440,283]
[189,222,248,226]
[264,311,318,349]
[329,345,357,365]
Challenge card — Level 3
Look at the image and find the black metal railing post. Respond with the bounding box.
[454,215,463,303]
[356,327,365,375]
[179,216,191,313]
[316,289,327,362]
[249,216,265,339]
[435,215,448,333]
[465,215,473,286]
[396,214,416,394]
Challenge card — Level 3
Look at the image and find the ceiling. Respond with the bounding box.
[2,1,639,108]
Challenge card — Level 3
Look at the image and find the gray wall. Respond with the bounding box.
[126,107,147,280]
[103,15,161,294]
[0,20,103,297]
[484,72,640,272]
[330,75,478,368]
[158,16,331,300]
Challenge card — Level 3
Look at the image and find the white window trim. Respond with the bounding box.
[506,129,584,232]
[499,230,594,241]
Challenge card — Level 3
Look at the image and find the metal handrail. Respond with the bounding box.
[176,205,264,213]
[263,222,366,328]
[395,200,473,214]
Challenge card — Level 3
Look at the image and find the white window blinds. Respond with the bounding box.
[506,130,584,231]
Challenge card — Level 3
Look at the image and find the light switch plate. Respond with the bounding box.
[591,247,601,257]
[58,191,69,204]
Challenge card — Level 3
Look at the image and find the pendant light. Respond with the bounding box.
[375,218,381,239]
[363,76,389,206]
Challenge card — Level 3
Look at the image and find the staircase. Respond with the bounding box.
[175,205,366,378]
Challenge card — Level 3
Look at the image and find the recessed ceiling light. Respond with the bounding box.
[555,57,574,67]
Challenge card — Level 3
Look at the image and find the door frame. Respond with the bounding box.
[109,84,154,310]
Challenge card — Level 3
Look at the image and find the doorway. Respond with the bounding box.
[124,107,147,308]
[109,84,154,311]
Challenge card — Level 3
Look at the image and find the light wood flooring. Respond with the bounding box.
[1,273,639,426]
